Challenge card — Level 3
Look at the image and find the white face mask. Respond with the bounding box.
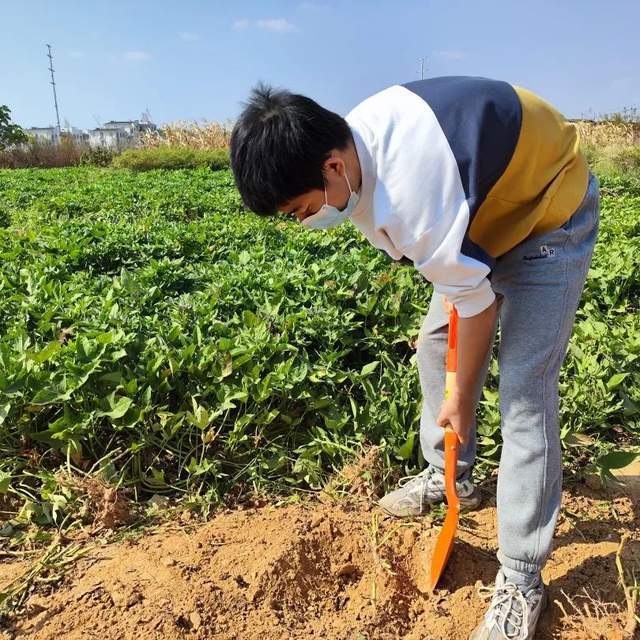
[301,173,359,230]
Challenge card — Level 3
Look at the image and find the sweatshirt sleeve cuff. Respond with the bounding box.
[435,279,496,318]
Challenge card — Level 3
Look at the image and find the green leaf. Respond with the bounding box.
[221,353,233,378]
[0,402,10,426]
[606,372,629,391]
[99,397,133,420]
[0,471,12,493]
[119,267,133,290]
[596,450,639,471]
[563,432,596,447]
[27,340,61,364]
[360,361,380,377]
[395,431,416,460]
[31,383,73,405]
[621,392,639,417]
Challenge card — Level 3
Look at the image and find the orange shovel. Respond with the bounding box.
[429,301,461,590]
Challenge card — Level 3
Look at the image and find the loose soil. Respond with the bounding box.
[1,480,638,640]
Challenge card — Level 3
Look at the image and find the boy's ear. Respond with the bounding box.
[322,155,345,178]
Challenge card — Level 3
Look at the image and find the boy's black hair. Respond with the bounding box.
[230,83,353,215]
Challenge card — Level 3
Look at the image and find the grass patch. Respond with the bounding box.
[113,147,230,171]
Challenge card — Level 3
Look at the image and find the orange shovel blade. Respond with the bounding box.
[429,427,460,590]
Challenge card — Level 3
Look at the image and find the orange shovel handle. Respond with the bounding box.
[443,427,460,511]
[443,301,460,511]
[429,301,461,590]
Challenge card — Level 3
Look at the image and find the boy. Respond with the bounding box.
[230,76,599,639]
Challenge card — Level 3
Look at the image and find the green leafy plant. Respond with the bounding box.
[79,147,116,167]
[112,147,230,171]
[0,166,637,528]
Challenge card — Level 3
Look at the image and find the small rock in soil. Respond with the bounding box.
[189,611,202,631]
[336,563,358,577]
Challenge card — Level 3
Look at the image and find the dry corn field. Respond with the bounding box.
[140,120,233,149]
[139,118,640,151]
[575,119,640,148]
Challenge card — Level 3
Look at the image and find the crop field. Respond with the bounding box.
[0,165,639,638]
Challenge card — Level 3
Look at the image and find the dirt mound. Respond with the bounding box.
[1,483,637,640]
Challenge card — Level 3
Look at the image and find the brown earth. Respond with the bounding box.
[1,481,638,640]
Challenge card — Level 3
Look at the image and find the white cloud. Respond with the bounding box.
[124,50,152,61]
[298,1,329,9]
[178,31,199,42]
[434,50,466,60]
[233,18,250,30]
[256,18,297,32]
[233,17,297,33]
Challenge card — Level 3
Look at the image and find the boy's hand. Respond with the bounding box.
[436,388,474,445]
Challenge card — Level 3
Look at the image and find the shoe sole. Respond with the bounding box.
[454,487,482,511]
[378,487,482,518]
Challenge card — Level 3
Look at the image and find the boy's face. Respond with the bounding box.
[279,154,356,222]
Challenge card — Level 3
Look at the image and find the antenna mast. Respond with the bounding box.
[46,44,61,132]
[418,57,428,80]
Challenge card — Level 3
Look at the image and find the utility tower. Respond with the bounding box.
[46,44,61,132]
[418,57,428,80]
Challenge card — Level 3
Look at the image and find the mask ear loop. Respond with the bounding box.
[323,169,353,208]
[344,172,353,195]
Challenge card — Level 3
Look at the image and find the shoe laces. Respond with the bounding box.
[397,466,439,489]
[477,582,529,640]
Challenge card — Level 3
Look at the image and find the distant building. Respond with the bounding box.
[88,120,157,149]
[23,117,158,150]
[25,126,60,145]
[87,127,120,149]
[62,127,89,146]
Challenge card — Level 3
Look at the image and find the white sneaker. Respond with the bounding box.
[377,464,481,517]
[469,570,547,640]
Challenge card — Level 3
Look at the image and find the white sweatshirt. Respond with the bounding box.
[344,76,588,318]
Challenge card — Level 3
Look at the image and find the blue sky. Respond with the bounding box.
[2,0,638,129]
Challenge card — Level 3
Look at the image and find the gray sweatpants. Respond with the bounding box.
[416,173,600,575]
